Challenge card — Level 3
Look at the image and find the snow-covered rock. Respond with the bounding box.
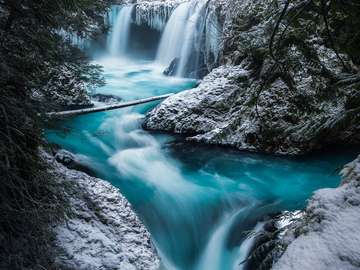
[272,155,360,270]
[118,0,186,31]
[134,0,186,31]
[55,149,76,166]
[46,153,160,270]
[144,0,360,154]
[144,63,359,154]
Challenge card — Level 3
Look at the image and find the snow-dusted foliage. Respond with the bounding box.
[272,156,360,270]
[36,65,92,107]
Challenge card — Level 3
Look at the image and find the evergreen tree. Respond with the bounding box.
[0,1,110,269]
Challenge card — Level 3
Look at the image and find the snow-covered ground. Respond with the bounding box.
[45,152,160,270]
[273,155,360,270]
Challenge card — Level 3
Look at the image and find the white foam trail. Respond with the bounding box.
[84,131,114,156]
[106,113,199,194]
[195,208,244,270]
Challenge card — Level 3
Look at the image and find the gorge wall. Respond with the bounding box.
[45,151,160,270]
[143,0,360,155]
[47,1,360,269]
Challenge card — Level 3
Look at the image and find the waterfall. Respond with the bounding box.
[235,222,265,270]
[156,2,191,66]
[176,0,209,77]
[107,5,134,56]
[195,205,259,270]
[105,1,221,76]
[155,0,221,78]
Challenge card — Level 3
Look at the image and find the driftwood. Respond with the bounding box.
[46,93,174,118]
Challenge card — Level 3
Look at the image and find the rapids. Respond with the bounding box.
[46,4,357,270]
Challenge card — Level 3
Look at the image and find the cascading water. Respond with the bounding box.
[107,5,134,56]
[176,0,210,77]
[156,0,221,78]
[46,3,358,270]
[156,2,191,66]
[196,207,256,270]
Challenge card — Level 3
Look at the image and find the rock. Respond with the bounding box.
[44,152,160,270]
[55,149,75,166]
[238,211,303,270]
[144,60,360,155]
[188,67,210,79]
[143,0,360,155]
[272,156,360,270]
[55,149,97,177]
[163,58,179,76]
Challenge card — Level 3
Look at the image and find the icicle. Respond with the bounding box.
[57,29,90,50]
[134,2,179,31]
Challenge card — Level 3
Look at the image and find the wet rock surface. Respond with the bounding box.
[55,149,97,177]
[163,57,179,76]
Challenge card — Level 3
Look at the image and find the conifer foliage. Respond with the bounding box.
[0,0,109,269]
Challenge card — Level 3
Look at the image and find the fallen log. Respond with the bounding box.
[46,93,174,118]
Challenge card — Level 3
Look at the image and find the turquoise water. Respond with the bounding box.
[46,56,356,270]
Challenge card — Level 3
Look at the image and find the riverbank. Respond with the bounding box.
[272,155,360,269]
[136,0,359,155]
[44,151,160,270]
[42,0,360,269]
[46,148,360,270]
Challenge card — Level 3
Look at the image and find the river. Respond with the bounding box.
[46,4,357,270]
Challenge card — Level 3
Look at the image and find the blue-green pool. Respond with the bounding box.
[46,57,357,270]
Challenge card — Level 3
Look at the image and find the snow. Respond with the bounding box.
[133,0,187,31]
[273,155,360,270]
[44,152,160,270]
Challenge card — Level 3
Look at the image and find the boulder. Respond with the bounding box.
[44,151,160,270]
[163,58,179,76]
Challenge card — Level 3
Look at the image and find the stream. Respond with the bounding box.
[46,3,357,270]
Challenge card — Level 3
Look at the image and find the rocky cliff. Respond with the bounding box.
[44,152,160,270]
[144,0,360,154]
